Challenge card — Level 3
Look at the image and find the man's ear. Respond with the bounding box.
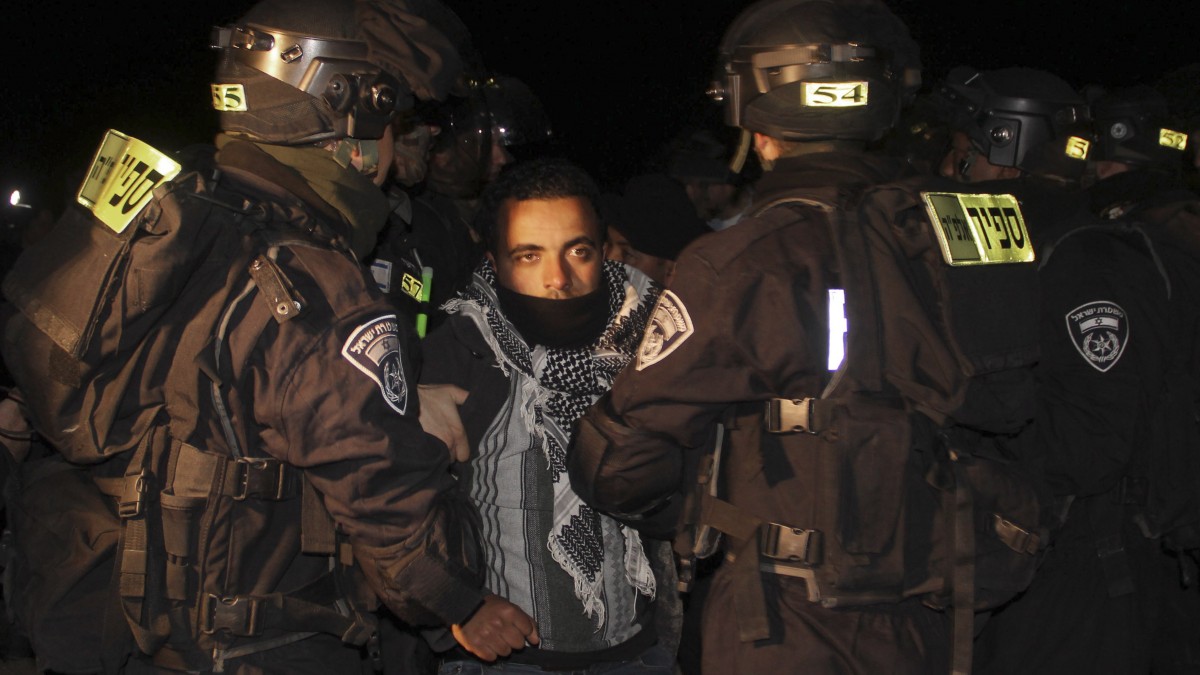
[753,132,779,163]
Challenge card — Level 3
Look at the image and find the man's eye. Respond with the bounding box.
[570,247,594,259]
[515,253,539,263]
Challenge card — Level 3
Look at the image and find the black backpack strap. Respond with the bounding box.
[93,424,173,662]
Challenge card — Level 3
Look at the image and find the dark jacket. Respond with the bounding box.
[2,139,487,673]
[192,140,486,629]
[568,152,911,520]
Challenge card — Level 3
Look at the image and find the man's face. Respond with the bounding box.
[606,226,673,284]
[390,118,439,188]
[939,131,1020,183]
[485,131,515,184]
[489,196,606,299]
[682,180,736,221]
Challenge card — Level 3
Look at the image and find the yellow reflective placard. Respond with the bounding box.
[1160,128,1188,151]
[921,192,1035,266]
[1065,136,1091,160]
[76,130,182,234]
[802,82,868,107]
[211,83,248,112]
[400,273,424,301]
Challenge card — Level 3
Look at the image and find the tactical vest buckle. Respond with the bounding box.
[992,514,1039,555]
[232,457,292,501]
[118,469,150,518]
[760,522,823,565]
[765,398,817,434]
[200,593,264,636]
[1116,476,1148,506]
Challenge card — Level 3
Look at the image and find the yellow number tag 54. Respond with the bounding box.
[802,82,868,107]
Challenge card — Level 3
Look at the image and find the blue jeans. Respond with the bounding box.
[437,644,676,675]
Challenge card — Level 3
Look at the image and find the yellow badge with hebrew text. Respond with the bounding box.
[76,130,181,234]
[921,192,1035,266]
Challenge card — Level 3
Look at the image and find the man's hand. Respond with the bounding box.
[451,593,539,662]
[418,384,470,462]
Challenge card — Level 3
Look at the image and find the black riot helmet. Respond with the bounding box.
[423,78,496,199]
[481,74,553,149]
[210,0,467,145]
[936,66,1090,177]
[708,0,922,144]
[1088,85,1189,170]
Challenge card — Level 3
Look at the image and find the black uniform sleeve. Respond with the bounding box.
[1033,229,1170,497]
[254,295,486,628]
[569,212,833,519]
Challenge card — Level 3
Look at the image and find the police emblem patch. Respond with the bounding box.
[1065,300,1129,372]
[635,290,694,371]
[342,315,409,414]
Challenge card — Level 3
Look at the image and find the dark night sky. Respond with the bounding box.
[0,0,1194,214]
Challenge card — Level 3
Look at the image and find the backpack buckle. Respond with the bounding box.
[765,398,817,434]
[760,522,824,565]
[118,469,150,518]
[200,593,264,636]
[231,458,291,501]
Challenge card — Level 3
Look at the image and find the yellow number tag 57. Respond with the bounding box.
[802,82,868,107]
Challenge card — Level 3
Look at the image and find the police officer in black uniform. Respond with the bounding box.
[0,0,530,672]
[368,71,556,335]
[936,68,1189,674]
[565,1,951,673]
[1085,83,1200,674]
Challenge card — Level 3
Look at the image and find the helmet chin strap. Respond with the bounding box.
[729,129,752,174]
[958,145,980,181]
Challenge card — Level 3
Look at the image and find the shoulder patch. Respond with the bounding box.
[369,259,393,294]
[342,314,409,414]
[1065,300,1129,372]
[635,290,694,371]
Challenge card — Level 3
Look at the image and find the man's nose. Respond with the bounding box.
[544,256,571,292]
[938,151,958,179]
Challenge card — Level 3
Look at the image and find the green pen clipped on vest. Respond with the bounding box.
[416,266,434,337]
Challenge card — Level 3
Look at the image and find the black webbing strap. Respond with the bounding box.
[949,461,975,675]
[198,592,376,644]
[301,475,338,556]
[171,442,300,501]
[699,494,770,642]
[1087,496,1136,599]
[110,429,171,657]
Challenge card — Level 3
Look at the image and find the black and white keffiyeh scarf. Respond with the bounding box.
[443,259,660,630]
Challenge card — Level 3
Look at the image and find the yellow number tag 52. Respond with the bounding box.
[802,82,868,107]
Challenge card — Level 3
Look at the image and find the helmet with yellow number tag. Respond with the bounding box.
[210,0,469,145]
[935,66,1089,177]
[1088,85,1188,170]
[707,0,922,143]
